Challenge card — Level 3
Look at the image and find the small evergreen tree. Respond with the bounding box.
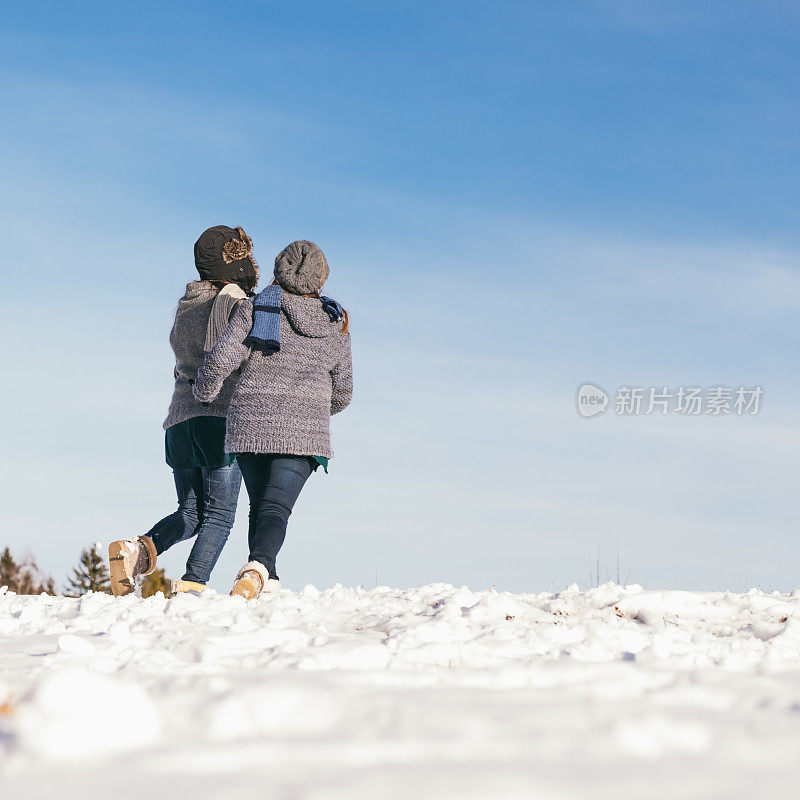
[66,543,111,596]
[141,567,170,598]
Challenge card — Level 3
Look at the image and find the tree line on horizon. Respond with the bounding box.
[0,544,170,598]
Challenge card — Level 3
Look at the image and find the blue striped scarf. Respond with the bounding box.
[244,287,345,354]
[244,285,282,353]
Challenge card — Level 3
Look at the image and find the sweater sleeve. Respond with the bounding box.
[330,333,353,415]
[193,301,253,403]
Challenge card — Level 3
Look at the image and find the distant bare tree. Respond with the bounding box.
[142,567,171,598]
[0,546,56,595]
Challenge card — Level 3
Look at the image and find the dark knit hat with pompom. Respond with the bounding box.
[273,240,329,295]
[194,225,259,292]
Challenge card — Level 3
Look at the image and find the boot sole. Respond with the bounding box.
[108,540,136,597]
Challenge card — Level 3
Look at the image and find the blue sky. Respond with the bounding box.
[1,1,798,592]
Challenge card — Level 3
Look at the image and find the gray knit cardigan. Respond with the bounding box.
[163,281,243,430]
[192,293,353,457]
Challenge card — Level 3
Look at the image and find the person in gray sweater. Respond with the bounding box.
[192,240,353,599]
[108,225,259,597]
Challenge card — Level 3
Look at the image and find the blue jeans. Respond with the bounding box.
[237,454,314,580]
[146,462,242,583]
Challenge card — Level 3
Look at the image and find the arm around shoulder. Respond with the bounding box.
[193,300,253,403]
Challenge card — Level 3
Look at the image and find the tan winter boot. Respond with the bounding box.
[170,579,207,597]
[230,561,280,599]
[108,536,157,597]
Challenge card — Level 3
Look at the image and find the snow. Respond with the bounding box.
[2,582,800,798]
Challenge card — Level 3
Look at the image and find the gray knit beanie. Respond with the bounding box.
[273,240,329,295]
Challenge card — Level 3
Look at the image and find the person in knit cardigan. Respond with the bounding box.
[108,226,259,596]
[192,240,353,599]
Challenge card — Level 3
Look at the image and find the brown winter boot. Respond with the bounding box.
[230,561,280,599]
[170,579,207,596]
[108,536,157,597]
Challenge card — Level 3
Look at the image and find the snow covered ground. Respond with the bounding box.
[2,583,800,799]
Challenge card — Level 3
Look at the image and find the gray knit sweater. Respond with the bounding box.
[192,293,353,457]
[163,281,243,430]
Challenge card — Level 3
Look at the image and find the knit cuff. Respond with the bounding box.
[192,377,219,404]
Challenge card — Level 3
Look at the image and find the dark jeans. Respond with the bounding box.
[237,454,314,580]
[146,462,242,583]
